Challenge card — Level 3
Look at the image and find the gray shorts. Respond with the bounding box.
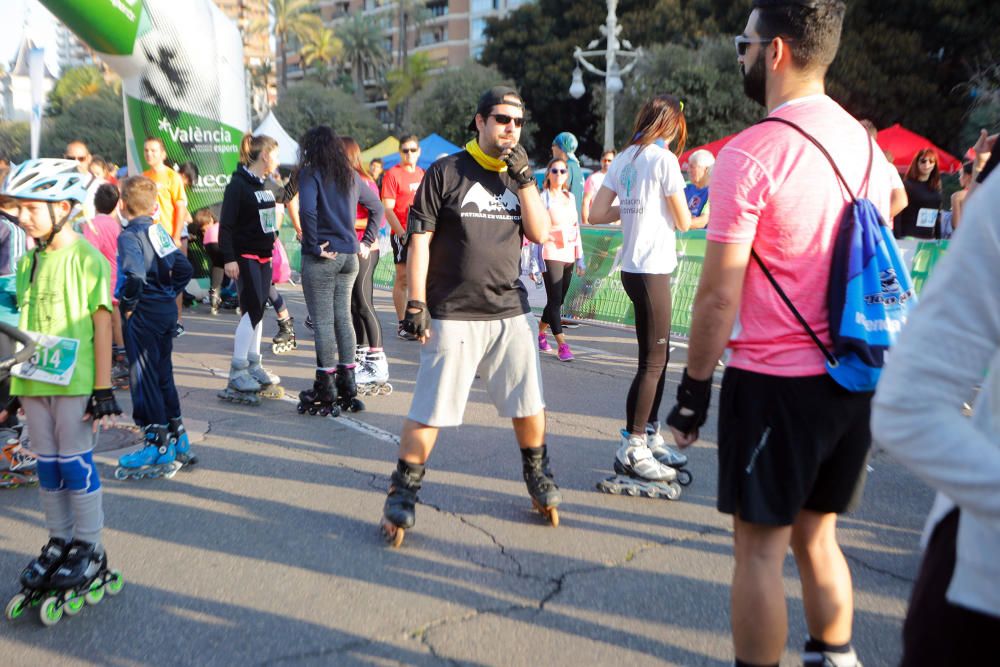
[407,314,546,427]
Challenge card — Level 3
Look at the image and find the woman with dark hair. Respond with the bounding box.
[341,135,391,395]
[894,148,942,240]
[295,126,384,416]
[535,157,584,361]
[218,132,283,405]
[589,93,693,497]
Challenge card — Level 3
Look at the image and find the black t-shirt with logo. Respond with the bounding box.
[408,151,530,320]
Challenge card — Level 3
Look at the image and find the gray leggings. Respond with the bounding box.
[301,252,359,369]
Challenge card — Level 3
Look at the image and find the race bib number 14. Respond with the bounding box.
[11,333,80,386]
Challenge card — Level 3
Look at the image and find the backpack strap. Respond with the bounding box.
[749,248,839,366]
[757,117,858,203]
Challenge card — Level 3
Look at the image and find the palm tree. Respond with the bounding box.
[396,0,429,68]
[300,26,343,84]
[386,53,434,130]
[251,0,323,91]
[336,14,389,103]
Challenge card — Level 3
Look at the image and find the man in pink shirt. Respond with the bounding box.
[666,2,893,666]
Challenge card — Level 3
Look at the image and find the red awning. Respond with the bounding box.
[876,124,962,173]
[679,134,738,170]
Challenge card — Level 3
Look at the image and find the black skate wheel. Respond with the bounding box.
[296,404,306,414]
[350,399,365,412]
[308,407,318,415]
[5,593,26,621]
[319,407,330,417]
[676,469,693,487]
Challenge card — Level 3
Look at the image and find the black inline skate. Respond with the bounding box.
[5,538,123,626]
[296,370,339,417]
[271,316,297,354]
[521,445,561,526]
[334,365,365,413]
[380,460,425,547]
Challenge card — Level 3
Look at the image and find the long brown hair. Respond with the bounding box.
[626,94,687,157]
[340,136,371,182]
[904,148,941,191]
[239,133,278,167]
[542,158,569,192]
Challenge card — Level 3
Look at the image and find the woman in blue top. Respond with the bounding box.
[296,125,384,416]
[552,132,585,221]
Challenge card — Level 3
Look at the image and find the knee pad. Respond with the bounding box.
[35,454,61,491]
[57,450,101,493]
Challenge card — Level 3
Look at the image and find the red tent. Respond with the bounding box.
[679,134,738,171]
[876,124,962,174]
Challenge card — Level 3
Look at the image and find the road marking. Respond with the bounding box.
[278,395,400,446]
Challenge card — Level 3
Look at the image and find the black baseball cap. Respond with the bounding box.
[467,86,524,132]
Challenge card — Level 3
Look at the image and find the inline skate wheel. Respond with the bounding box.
[308,407,318,416]
[380,518,405,548]
[39,596,62,627]
[676,469,693,487]
[105,571,124,596]
[114,467,129,481]
[85,577,105,605]
[380,384,393,396]
[665,482,682,501]
[625,486,639,497]
[64,594,85,616]
[5,593,26,621]
[296,403,306,414]
[531,498,559,527]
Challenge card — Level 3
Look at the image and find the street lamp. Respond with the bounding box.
[568,0,640,151]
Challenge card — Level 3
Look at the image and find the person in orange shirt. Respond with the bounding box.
[143,137,189,336]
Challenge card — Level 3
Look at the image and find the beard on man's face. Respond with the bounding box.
[741,50,767,107]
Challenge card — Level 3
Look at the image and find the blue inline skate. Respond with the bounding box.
[114,424,178,481]
[169,417,198,469]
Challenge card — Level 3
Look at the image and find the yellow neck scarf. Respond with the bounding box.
[465,139,508,172]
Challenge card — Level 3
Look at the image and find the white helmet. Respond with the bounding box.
[2,158,91,206]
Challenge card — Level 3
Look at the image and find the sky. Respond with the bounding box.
[1,0,61,74]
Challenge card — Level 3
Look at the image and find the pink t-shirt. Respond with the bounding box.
[707,95,895,376]
[82,213,121,304]
[203,222,219,245]
[541,190,583,263]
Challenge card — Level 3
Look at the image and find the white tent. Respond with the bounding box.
[253,111,299,166]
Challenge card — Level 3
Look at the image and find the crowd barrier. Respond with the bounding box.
[189,228,947,338]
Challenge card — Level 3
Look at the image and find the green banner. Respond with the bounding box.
[126,96,242,213]
[42,0,144,56]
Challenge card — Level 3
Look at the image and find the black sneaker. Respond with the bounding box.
[304,316,314,331]
[397,323,417,341]
[173,323,186,338]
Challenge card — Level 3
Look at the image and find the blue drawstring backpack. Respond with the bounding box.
[750,117,915,392]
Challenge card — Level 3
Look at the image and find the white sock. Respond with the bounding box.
[233,314,254,363]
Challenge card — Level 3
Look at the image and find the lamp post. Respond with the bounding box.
[569,0,640,151]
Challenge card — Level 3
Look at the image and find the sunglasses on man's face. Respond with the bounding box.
[549,168,566,174]
[401,147,419,154]
[490,113,525,128]
[65,155,88,161]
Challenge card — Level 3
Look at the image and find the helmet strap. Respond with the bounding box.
[39,202,71,250]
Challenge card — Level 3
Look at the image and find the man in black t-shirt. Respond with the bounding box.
[379,86,563,546]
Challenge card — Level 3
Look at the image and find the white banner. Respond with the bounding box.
[27,47,45,159]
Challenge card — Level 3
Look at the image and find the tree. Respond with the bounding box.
[405,61,520,147]
[612,39,761,150]
[0,121,29,162]
[47,65,109,116]
[253,0,323,92]
[337,14,390,103]
[274,82,384,148]
[299,26,343,85]
[41,90,126,164]
[386,53,434,131]
[396,0,429,68]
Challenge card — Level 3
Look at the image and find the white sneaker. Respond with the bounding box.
[615,433,677,482]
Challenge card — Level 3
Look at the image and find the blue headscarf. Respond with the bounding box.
[552,132,579,163]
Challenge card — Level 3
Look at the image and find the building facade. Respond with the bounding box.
[212,0,277,112]
[56,25,98,72]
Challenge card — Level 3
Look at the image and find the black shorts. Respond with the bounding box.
[717,367,872,525]
[391,233,408,265]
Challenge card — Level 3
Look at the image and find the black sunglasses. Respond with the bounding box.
[734,34,793,57]
[490,113,525,128]
[401,147,419,154]
[549,168,566,174]
[64,155,88,161]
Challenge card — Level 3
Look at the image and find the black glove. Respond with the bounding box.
[86,388,122,420]
[666,369,712,435]
[2,396,20,416]
[502,144,534,189]
[402,300,430,338]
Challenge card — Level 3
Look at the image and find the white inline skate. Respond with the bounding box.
[597,432,683,500]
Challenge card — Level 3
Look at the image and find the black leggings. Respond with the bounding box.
[621,271,672,434]
[236,256,272,328]
[268,284,285,313]
[352,249,382,348]
[540,260,574,336]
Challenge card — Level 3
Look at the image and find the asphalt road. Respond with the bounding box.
[0,285,933,666]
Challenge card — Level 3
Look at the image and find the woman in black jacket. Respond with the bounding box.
[295,125,383,416]
[894,148,943,240]
[218,132,282,405]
